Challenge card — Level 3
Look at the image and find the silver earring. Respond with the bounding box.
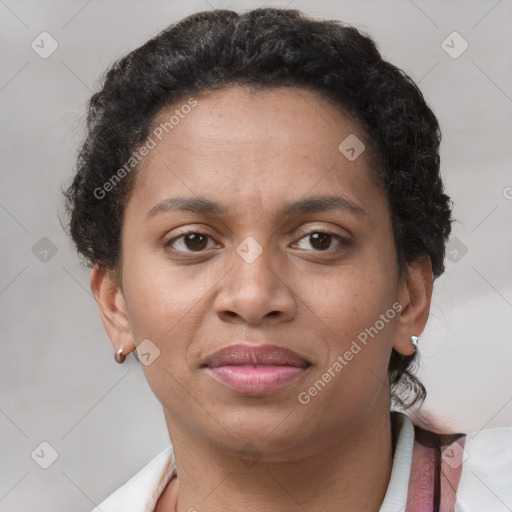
[410,336,419,351]
[114,345,126,364]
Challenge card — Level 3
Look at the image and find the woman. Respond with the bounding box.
[63,7,512,512]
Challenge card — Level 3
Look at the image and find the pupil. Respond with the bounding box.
[186,233,207,251]
[311,233,331,250]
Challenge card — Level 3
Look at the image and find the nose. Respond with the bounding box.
[214,242,297,326]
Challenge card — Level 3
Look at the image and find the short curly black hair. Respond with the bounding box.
[63,7,453,410]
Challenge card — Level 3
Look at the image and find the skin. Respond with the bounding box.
[91,85,433,512]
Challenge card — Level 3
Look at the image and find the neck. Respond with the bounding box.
[159,408,395,512]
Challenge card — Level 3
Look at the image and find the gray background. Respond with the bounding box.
[1,0,511,510]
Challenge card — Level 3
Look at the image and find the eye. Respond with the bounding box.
[163,228,348,255]
[164,230,216,253]
[293,230,348,252]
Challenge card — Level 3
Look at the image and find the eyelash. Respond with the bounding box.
[163,229,348,255]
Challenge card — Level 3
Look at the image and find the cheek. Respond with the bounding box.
[300,267,398,395]
[122,279,177,342]
[121,246,207,340]
[120,259,204,404]
[307,261,397,337]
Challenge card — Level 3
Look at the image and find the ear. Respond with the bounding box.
[393,255,433,356]
[90,265,136,357]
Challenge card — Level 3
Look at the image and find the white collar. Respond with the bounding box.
[379,411,415,511]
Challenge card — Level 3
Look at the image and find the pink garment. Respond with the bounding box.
[406,422,466,512]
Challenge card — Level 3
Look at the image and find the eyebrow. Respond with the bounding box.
[145,194,367,220]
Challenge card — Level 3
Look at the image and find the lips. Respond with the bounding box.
[204,343,311,396]
[205,343,310,368]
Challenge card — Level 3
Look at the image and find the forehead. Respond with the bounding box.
[145,85,369,166]
[127,85,384,222]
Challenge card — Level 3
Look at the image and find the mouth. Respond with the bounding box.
[204,343,311,396]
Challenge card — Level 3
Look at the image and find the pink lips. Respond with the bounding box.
[205,343,310,396]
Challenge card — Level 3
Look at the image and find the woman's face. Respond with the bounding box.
[110,86,418,458]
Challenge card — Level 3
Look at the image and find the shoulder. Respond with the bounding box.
[91,446,176,512]
[456,425,512,511]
